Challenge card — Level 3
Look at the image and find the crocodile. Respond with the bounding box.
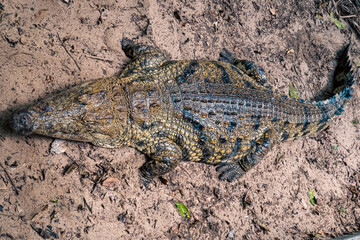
[9,38,355,187]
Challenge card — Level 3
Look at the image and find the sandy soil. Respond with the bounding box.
[0,0,359,239]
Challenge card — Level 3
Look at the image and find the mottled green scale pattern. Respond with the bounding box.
[11,39,354,187]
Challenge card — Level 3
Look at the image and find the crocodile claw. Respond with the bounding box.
[216,163,244,182]
[139,174,153,190]
[218,48,238,64]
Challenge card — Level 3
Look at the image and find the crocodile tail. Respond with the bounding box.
[314,44,354,126]
[279,44,355,142]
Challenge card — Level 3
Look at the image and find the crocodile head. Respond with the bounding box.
[9,88,100,142]
[10,79,129,146]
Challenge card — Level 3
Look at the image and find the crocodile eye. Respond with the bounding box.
[9,110,34,136]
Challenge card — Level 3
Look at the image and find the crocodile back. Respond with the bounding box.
[162,60,319,138]
[125,57,353,164]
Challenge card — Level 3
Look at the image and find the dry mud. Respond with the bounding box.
[0,0,359,239]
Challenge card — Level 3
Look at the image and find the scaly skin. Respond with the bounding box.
[10,39,355,187]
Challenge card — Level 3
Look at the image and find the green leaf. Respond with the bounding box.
[315,233,322,238]
[354,60,360,68]
[289,82,299,99]
[308,189,316,206]
[308,233,322,238]
[330,12,346,29]
[353,119,359,125]
[50,199,58,203]
[257,221,270,231]
[340,207,347,213]
[175,202,190,218]
[332,145,339,150]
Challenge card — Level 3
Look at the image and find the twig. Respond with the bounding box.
[340,15,358,19]
[56,33,81,71]
[331,0,339,15]
[83,197,93,214]
[85,55,114,63]
[0,163,19,195]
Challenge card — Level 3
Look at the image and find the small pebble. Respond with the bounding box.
[228,229,234,238]
[50,139,67,154]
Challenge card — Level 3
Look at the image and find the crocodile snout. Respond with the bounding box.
[10,110,35,136]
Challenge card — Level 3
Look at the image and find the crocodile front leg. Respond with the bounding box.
[120,38,166,78]
[139,139,182,188]
[219,48,271,89]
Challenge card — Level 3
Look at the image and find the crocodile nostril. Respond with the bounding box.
[9,110,34,136]
[19,114,29,125]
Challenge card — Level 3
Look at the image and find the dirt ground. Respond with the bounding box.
[0,0,359,239]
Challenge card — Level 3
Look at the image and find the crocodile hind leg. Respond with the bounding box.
[120,38,166,78]
[219,48,271,89]
[216,130,274,182]
[139,139,182,188]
